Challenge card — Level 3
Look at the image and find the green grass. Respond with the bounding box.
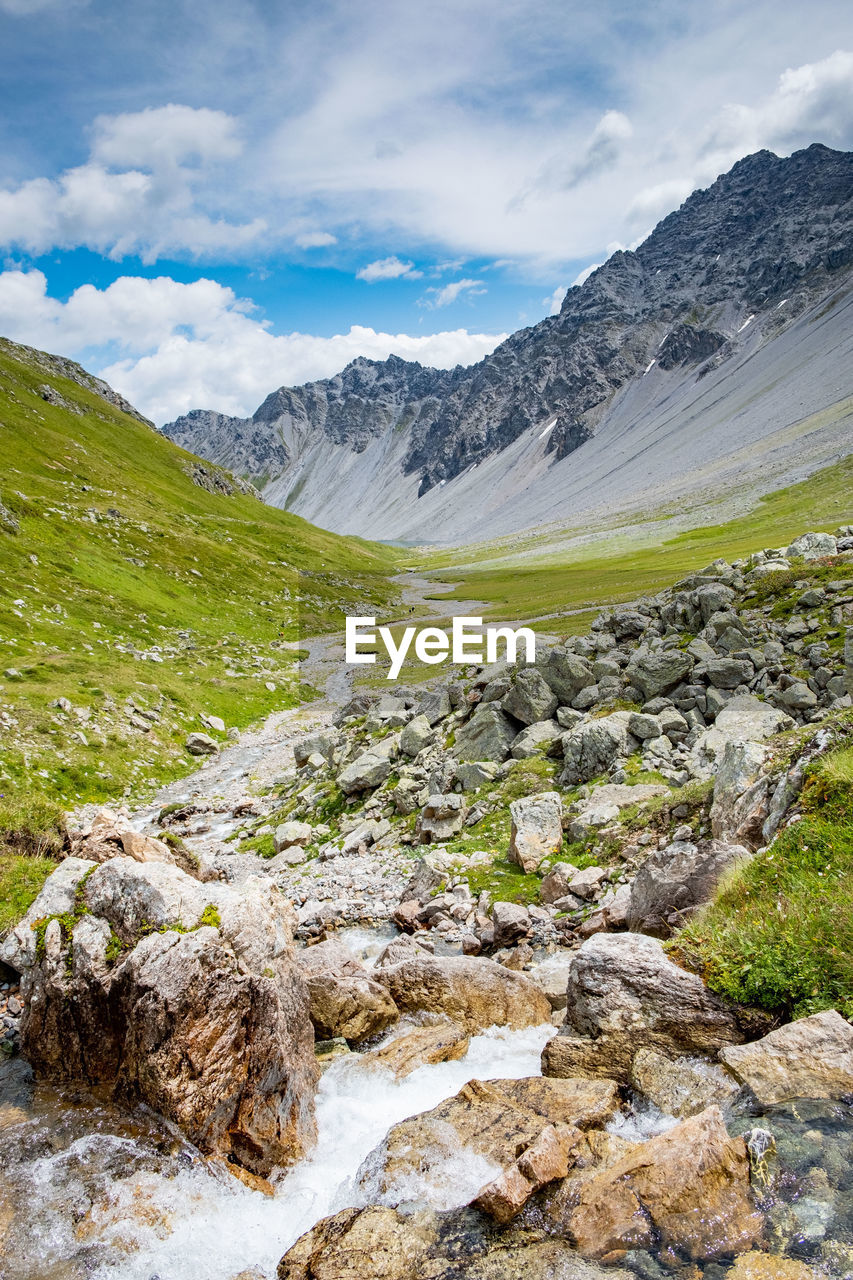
[420,454,853,624]
[675,740,853,1019]
[0,337,402,820]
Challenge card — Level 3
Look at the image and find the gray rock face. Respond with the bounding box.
[163,147,853,545]
[417,793,467,843]
[786,531,838,560]
[454,704,519,762]
[537,649,596,706]
[627,839,751,936]
[400,714,435,757]
[509,719,562,759]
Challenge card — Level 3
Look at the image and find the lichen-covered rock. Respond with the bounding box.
[373,954,551,1032]
[626,649,693,700]
[502,668,559,725]
[536,649,596,706]
[719,1009,853,1104]
[560,713,636,785]
[15,858,317,1177]
[337,749,393,794]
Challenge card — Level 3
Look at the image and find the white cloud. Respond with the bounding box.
[0,268,506,423]
[422,278,485,308]
[294,230,338,248]
[356,256,422,281]
[543,284,566,313]
[91,104,243,170]
[0,106,263,261]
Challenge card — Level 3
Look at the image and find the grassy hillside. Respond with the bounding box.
[0,337,401,820]
[424,454,853,625]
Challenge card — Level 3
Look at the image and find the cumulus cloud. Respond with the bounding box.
[0,269,505,423]
[295,230,338,248]
[91,104,243,170]
[571,262,601,287]
[422,278,485,309]
[356,256,422,281]
[0,105,263,261]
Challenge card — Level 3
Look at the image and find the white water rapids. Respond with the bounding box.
[15,1023,555,1280]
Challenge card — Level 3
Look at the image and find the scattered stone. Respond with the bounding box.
[185,732,219,756]
[508,791,562,873]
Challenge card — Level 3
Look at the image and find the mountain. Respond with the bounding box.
[162,144,853,544]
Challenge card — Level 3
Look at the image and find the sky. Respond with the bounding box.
[0,0,852,424]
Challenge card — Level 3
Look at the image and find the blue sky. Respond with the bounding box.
[1,0,852,423]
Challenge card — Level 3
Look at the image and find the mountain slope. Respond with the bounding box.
[163,144,853,543]
[0,336,399,809]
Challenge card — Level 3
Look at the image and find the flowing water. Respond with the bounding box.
[0,1024,555,1280]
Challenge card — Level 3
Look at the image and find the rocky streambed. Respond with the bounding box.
[1,529,853,1278]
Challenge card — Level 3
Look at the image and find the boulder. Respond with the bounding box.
[502,668,559,725]
[509,719,563,759]
[362,1022,470,1078]
[508,792,562,873]
[537,648,596,705]
[474,1123,576,1222]
[565,782,668,842]
[627,838,751,937]
[277,1204,634,1280]
[337,750,393,794]
[454,704,519,763]
[373,954,551,1032]
[542,933,748,1082]
[366,1074,621,1203]
[560,713,636,785]
[417,687,452,725]
[727,1253,822,1280]
[630,1047,741,1117]
[491,901,530,947]
[400,714,435,757]
[567,1106,763,1260]
[274,821,313,852]
[539,861,580,905]
[416,793,467,843]
[297,941,400,1043]
[710,740,771,845]
[293,727,341,765]
[15,858,317,1177]
[693,695,793,765]
[719,1009,853,1104]
[626,650,693,700]
[185,731,219,755]
[786,532,837,560]
[567,866,607,901]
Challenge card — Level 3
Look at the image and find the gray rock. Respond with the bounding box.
[628,712,662,740]
[845,627,853,698]
[626,650,693,700]
[539,861,581,904]
[274,820,314,852]
[542,932,749,1083]
[537,648,596,705]
[185,732,219,756]
[775,681,818,710]
[555,706,584,730]
[417,688,452,725]
[502,667,559,725]
[510,719,562,759]
[417,793,467,843]
[560,712,635,785]
[627,839,751,937]
[400,714,435,757]
[337,750,393,794]
[786,532,838,560]
[704,657,753,689]
[710,740,768,842]
[455,760,500,790]
[508,792,563,873]
[294,727,342,765]
[454,704,519,763]
[567,865,607,901]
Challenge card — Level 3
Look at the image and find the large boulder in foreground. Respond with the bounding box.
[719,1009,853,1104]
[373,954,551,1032]
[8,857,317,1177]
[278,1204,633,1280]
[542,932,750,1083]
[361,1075,620,1203]
[567,1106,762,1260]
